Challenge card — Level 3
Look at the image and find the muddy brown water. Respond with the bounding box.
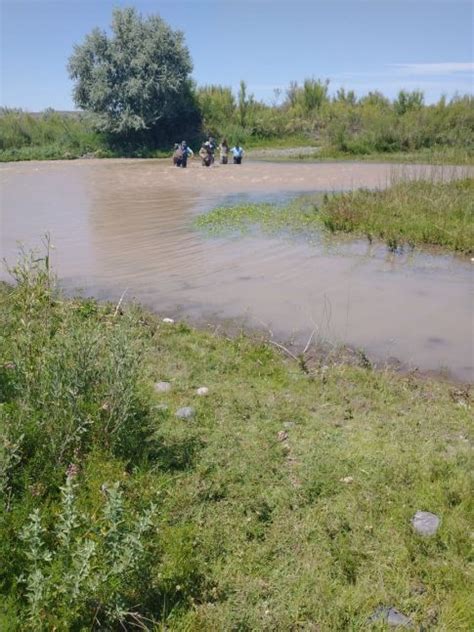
[1,159,473,381]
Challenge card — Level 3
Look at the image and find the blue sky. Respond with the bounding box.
[1,0,472,110]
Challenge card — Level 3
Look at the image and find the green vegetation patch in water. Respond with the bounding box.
[195,198,322,238]
[197,178,474,254]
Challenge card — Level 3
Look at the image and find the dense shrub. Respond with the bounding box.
[0,243,153,500]
[1,84,473,159]
[0,108,102,158]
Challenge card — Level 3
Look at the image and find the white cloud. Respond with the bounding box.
[391,62,474,75]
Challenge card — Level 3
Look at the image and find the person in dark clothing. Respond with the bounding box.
[199,143,213,166]
[180,141,193,168]
[208,136,216,154]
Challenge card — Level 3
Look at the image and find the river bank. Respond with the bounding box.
[1,256,472,630]
[2,143,473,166]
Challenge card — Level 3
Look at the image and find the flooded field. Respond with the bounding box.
[1,158,473,381]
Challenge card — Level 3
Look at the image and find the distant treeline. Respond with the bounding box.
[1,80,473,162]
[196,81,474,159]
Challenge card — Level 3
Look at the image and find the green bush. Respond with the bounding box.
[0,242,153,501]
[0,108,102,156]
[16,477,155,630]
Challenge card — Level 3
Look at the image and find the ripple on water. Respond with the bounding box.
[1,159,473,381]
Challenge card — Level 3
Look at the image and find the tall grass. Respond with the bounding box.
[0,108,105,161]
[1,86,473,162]
[320,177,474,253]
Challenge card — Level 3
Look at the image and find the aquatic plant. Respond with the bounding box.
[196,178,474,254]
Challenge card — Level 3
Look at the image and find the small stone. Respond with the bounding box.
[369,606,413,628]
[410,582,427,596]
[412,510,440,536]
[162,317,175,324]
[154,381,171,393]
[277,430,289,442]
[176,406,195,420]
[196,386,209,396]
[340,476,354,484]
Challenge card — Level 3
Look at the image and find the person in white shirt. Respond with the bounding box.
[231,144,244,164]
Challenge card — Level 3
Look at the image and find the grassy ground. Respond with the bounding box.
[0,249,472,630]
[196,178,474,255]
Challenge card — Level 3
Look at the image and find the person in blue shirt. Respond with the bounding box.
[231,144,244,164]
[179,141,193,168]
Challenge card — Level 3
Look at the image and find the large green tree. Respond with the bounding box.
[67,7,194,137]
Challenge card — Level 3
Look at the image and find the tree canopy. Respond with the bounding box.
[67,8,193,135]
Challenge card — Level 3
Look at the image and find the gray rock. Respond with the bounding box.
[412,511,440,536]
[369,606,413,628]
[154,381,171,393]
[176,406,195,420]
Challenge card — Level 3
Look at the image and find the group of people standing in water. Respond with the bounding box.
[172,137,244,168]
